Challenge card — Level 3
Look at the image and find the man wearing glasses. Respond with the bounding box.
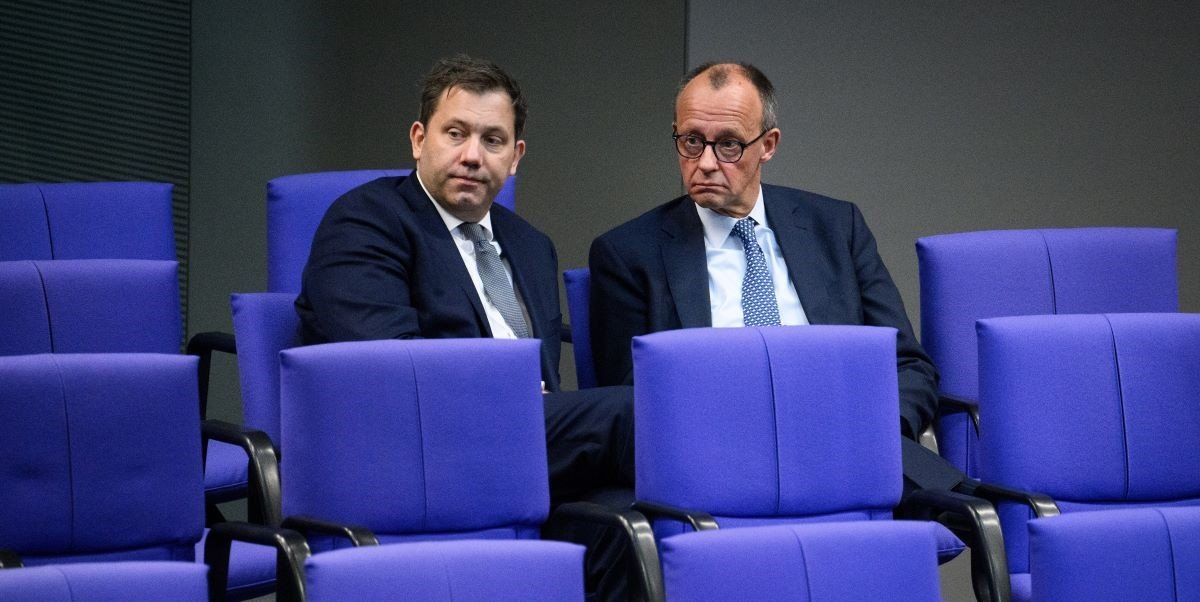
[589,62,947,473]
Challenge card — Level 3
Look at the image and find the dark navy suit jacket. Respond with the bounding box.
[296,174,563,391]
[588,184,937,435]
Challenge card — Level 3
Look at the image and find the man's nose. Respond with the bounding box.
[696,143,720,171]
[460,136,483,166]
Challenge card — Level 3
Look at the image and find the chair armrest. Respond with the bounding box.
[202,419,281,526]
[0,550,22,569]
[896,488,1011,602]
[632,500,719,532]
[545,502,664,602]
[186,331,236,420]
[939,393,981,436]
[205,521,309,602]
[956,479,1061,518]
[281,515,379,547]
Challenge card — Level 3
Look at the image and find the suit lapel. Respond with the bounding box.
[660,199,712,328]
[398,176,492,335]
[763,187,831,323]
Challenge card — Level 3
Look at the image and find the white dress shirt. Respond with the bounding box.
[417,174,528,339]
[695,186,809,327]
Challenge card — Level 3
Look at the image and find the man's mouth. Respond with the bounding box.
[450,175,485,186]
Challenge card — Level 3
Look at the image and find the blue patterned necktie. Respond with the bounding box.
[459,222,531,338]
[732,217,781,326]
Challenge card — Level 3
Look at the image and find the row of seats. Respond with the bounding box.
[0,178,1195,601]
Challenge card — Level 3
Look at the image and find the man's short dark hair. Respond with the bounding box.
[419,54,528,139]
[678,61,778,131]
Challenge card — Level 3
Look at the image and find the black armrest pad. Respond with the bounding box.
[187,331,237,356]
[956,480,1061,518]
[0,549,22,569]
[202,420,282,526]
[186,331,237,420]
[897,489,1011,602]
[938,393,981,435]
[205,521,308,602]
[632,500,719,532]
[545,502,665,602]
[281,515,379,547]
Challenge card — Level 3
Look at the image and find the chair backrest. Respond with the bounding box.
[660,521,943,602]
[266,170,518,293]
[0,260,181,356]
[633,326,902,533]
[0,354,205,564]
[230,292,302,444]
[1029,507,1200,602]
[917,227,1177,475]
[562,268,595,389]
[304,540,583,601]
[977,312,1200,573]
[279,339,549,542]
[0,182,175,261]
[0,562,208,601]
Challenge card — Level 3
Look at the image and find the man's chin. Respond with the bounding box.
[689,191,728,209]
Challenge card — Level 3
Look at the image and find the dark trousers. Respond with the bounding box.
[543,385,635,602]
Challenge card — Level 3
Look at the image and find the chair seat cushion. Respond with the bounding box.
[204,441,249,503]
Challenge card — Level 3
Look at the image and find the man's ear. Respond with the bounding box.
[508,139,526,176]
[759,128,781,163]
[409,121,426,161]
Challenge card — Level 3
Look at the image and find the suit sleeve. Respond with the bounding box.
[848,204,939,438]
[588,234,645,386]
[300,194,423,343]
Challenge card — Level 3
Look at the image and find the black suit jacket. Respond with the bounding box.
[588,184,937,435]
[296,174,563,391]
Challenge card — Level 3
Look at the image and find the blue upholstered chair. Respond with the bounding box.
[0,259,255,507]
[230,292,302,452]
[631,326,1008,601]
[0,181,247,508]
[0,354,205,566]
[976,312,1200,601]
[266,169,517,293]
[562,267,596,389]
[273,338,659,600]
[917,227,1178,477]
[660,521,944,602]
[304,540,584,601]
[278,339,552,545]
[1028,507,1200,602]
[0,182,175,261]
[0,562,209,602]
[0,261,283,599]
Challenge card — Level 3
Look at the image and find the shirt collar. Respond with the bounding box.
[416,171,495,239]
[694,186,768,247]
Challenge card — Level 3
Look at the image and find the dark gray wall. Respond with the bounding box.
[687,2,1200,335]
[191,2,685,414]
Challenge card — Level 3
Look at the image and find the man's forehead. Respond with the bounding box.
[432,87,516,128]
[675,81,761,133]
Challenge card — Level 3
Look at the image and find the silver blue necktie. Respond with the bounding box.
[460,222,531,338]
[732,217,781,326]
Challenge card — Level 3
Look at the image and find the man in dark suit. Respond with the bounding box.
[296,55,634,599]
[590,61,961,488]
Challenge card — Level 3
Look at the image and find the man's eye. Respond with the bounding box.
[683,135,704,147]
[717,139,742,151]
[484,136,504,147]
[446,129,464,140]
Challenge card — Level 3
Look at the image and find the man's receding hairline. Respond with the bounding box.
[697,63,748,91]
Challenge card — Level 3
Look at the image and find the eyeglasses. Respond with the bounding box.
[672,129,769,163]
